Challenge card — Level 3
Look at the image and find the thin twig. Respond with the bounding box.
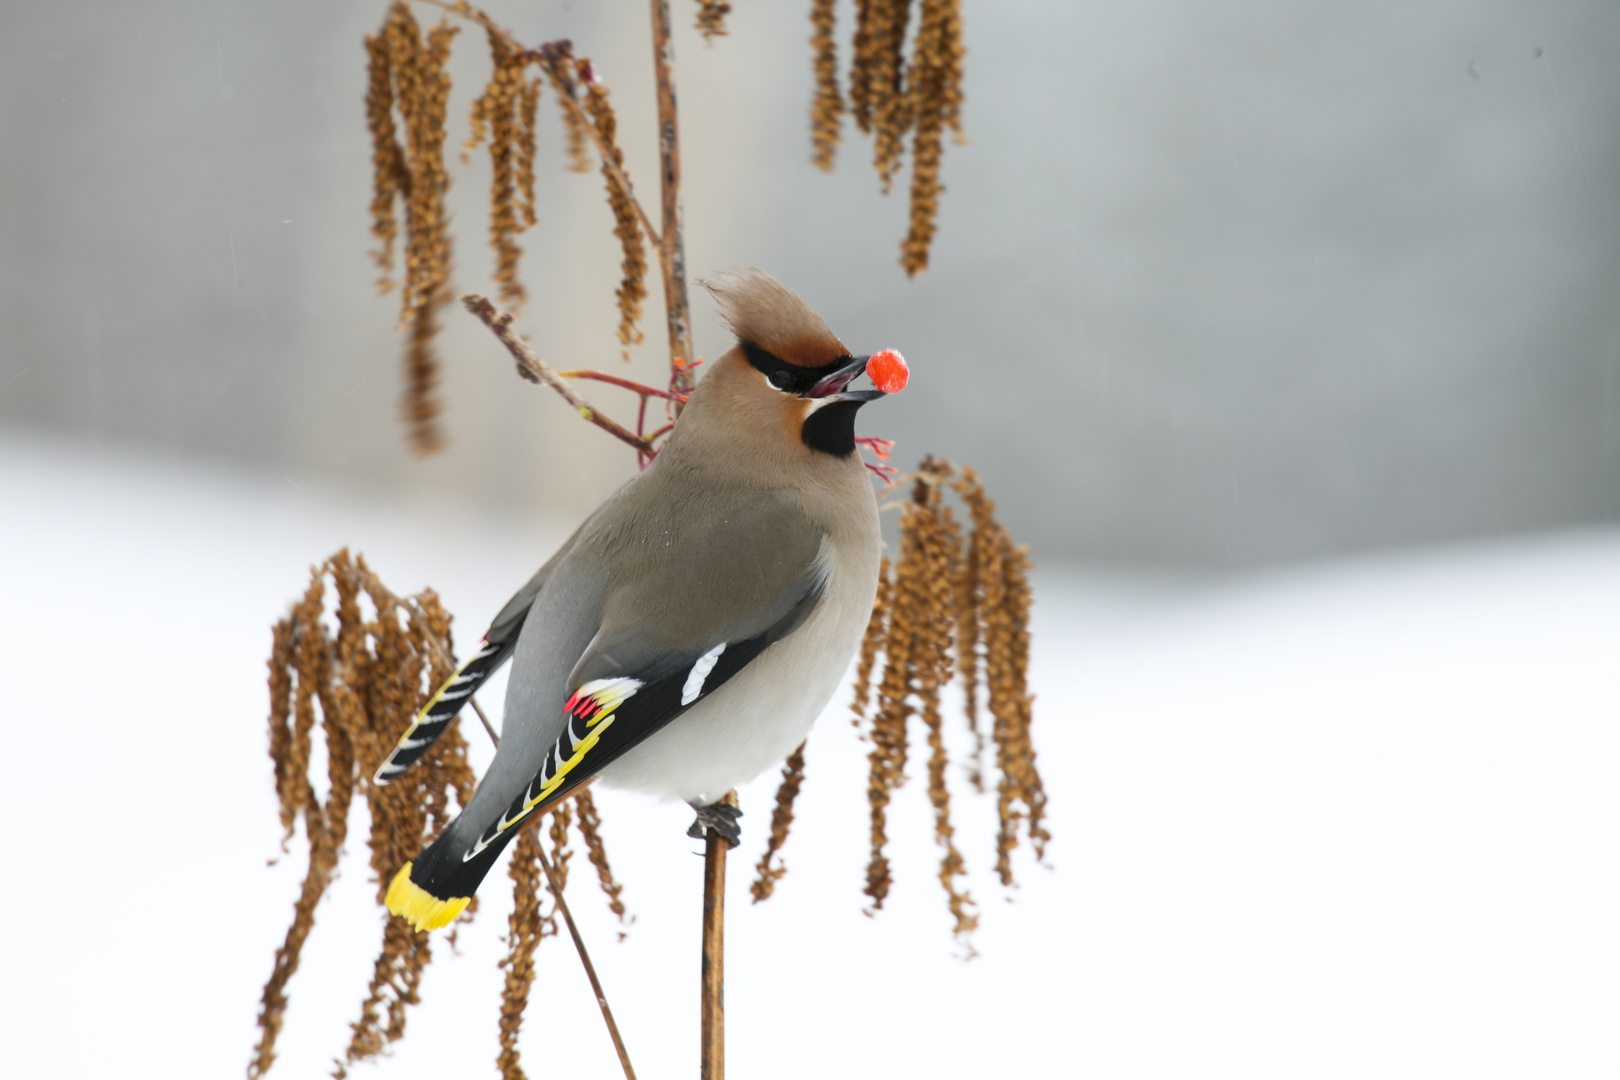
[463,294,653,454]
[537,841,639,1080]
[557,369,687,401]
[649,0,696,394]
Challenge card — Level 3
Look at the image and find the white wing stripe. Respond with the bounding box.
[681,643,727,706]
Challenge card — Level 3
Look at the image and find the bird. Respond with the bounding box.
[378,268,904,932]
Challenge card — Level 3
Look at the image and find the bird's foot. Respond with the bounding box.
[687,800,743,849]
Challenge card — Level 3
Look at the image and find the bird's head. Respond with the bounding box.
[685,268,906,464]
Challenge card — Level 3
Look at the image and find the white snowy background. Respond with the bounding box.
[3,429,1616,1078]
[3,0,1619,1074]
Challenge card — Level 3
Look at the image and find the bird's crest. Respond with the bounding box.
[701,268,848,368]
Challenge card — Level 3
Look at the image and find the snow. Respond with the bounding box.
[2,429,1616,1078]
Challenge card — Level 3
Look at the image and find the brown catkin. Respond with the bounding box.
[909,466,977,942]
[370,3,459,455]
[957,471,990,790]
[850,557,891,726]
[577,59,647,355]
[750,741,808,902]
[899,0,963,275]
[956,471,1047,885]
[852,0,913,190]
[866,500,928,911]
[250,582,333,1080]
[851,460,1042,931]
[468,29,529,307]
[547,799,573,905]
[516,76,540,228]
[694,0,731,40]
[256,552,480,1078]
[266,610,299,844]
[364,33,406,293]
[574,790,631,928]
[539,44,593,174]
[809,0,843,170]
[497,828,545,1080]
[341,559,475,1075]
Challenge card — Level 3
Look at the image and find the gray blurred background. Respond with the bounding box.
[3,0,1617,566]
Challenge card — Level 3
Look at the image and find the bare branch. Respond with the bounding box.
[462,294,653,454]
[649,0,696,393]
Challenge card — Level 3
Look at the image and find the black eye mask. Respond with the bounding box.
[742,342,851,397]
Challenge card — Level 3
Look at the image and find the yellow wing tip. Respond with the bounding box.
[385,862,471,932]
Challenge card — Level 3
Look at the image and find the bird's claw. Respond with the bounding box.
[687,800,743,848]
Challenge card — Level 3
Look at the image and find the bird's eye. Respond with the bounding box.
[768,369,793,391]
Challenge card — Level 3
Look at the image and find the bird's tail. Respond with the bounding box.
[385,815,518,931]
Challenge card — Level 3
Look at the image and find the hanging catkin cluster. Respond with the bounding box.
[574,60,649,356]
[694,0,732,40]
[750,460,1045,947]
[252,550,630,1079]
[455,20,649,350]
[464,27,542,308]
[809,0,964,275]
[365,2,658,456]
[366,2,459,454]
[252,550,472,1078]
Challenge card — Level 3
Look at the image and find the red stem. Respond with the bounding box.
[558,369,688,401]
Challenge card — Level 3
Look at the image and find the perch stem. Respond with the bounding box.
[700,790,737,1080]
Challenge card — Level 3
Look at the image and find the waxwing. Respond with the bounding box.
[380,268,906,931]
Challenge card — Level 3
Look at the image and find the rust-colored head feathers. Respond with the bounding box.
[701,268,848,369]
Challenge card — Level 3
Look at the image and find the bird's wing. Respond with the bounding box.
[463,575,823,862]
[372,530,584,784]
[462,486,828,858]
[386,485,827,929]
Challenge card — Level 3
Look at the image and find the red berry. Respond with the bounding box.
[867,348,909,394]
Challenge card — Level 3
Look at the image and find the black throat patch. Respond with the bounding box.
[801,399,865,457]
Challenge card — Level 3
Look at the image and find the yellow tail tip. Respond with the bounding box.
[385,862,471,932]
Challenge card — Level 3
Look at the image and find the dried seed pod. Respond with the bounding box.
[953,466,1047,883]
[899,0,963,275]
[256,548,635,1074]
[577,58,648,356]
[575,790,631,929]
[809,0,843,170]
[497,828,545,1080]
[255,553,479,1077]
[468,29,534,307]
[851,556,891,727]
[851,0,913,190]
[364,33,406,294]
[366,2,460,454]
[538,42,594,174]
[694,0,731,40]
[750,741,808,902]
[852,459,1042,942]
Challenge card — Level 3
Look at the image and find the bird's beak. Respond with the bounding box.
[805,355,881,400]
